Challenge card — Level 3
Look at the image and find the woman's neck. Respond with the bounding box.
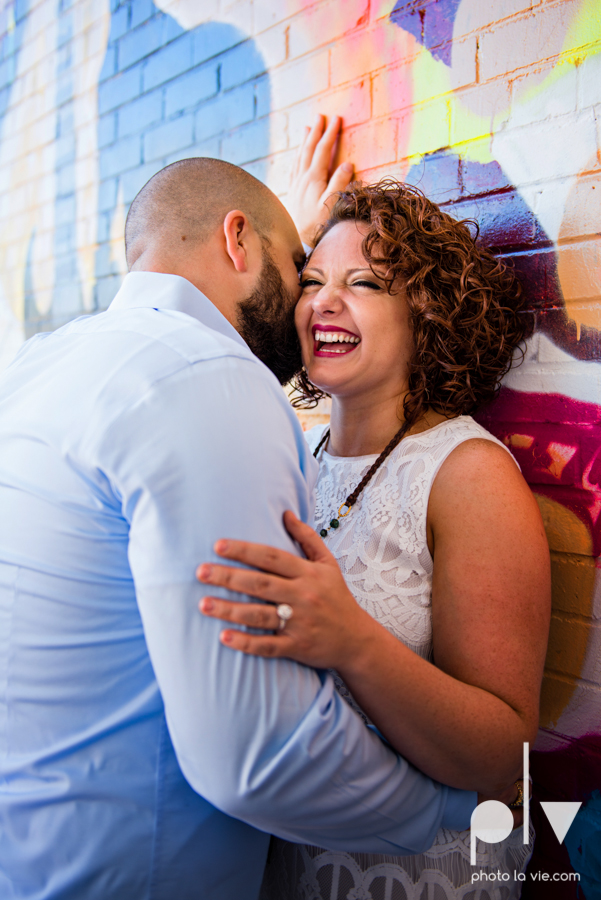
[327,393,447,458]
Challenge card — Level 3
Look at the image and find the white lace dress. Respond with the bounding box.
[260,416,533,900]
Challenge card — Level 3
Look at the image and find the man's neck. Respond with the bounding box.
[129,253,240,331]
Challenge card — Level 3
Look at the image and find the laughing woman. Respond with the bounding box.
[197,173,551,899]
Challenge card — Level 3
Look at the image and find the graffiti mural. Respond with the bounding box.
[94,6,270,310]
[387,4,601,892]
[0,0,599,893]
[0,0,270,343]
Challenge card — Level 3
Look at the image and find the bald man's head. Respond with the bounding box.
[125,157,284,268]
[123,157,305,385]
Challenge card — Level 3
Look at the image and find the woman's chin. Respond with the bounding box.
[305,365,340,398]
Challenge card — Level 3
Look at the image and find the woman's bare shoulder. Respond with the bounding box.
[435,435,522,486]
[428,434,545,550]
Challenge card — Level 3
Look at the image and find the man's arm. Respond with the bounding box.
[102,353,475,854]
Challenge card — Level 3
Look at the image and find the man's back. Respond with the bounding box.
[0,272,473,900]
[0,284,278,898]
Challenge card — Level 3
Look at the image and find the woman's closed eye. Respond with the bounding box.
[351,279,383,290]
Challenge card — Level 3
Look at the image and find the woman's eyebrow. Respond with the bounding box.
[303,267,383,278]
[346,267,388,282]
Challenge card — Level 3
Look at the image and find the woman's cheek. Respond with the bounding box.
[301,340,312,369]
[293,294,307,329]
[294,301,312,366]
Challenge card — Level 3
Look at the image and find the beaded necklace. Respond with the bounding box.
[313,423,407,538]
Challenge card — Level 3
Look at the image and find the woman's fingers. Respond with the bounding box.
[326,161,354,198]
[309,115,342,179]
[197,561,294,604]
[200,596,280,631]
[287,114,352,247]
[220,629,294,658]
[209,537,305,578]
[283,510,334,563]
[299,115,326,174]
[292,125,311,179]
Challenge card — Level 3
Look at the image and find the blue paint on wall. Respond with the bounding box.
[565,790,601,898]
[95,1,271,311]
[52,0,85,330]
[0,0,29,128]
[0,1,39,337]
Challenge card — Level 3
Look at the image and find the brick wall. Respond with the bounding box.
[0,0,599,893]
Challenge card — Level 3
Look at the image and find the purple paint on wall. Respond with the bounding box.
[390,0,462,66]
[523,736,601,899]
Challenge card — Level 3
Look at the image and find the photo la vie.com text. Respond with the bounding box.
[469,743,583,885]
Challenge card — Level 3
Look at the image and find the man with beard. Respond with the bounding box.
[0,159,475,900]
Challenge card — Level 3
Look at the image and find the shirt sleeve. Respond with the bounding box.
[101,353,476,855]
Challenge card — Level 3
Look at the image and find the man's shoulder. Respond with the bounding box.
[2,307,272,439]
[65,306,257,370]
[54,306,271,407]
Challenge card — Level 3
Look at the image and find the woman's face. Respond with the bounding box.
[295,221,413,403]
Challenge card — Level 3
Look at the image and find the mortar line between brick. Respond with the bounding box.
[544,668,601,689]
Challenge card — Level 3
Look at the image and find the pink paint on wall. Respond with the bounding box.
[477,388,601,557]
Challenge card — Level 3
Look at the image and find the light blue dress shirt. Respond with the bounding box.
[0,272,475,900]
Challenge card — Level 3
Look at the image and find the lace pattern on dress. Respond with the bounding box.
[260,831,534,900]
[260,417,531,900]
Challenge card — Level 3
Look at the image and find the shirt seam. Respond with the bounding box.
[147,712,169,900]
[0,563,19,763]
[50,316,255,370]
[80,352,269,456]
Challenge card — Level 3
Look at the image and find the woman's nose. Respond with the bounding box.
[310,285,343,316]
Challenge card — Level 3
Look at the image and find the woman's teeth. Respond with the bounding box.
[314,331,360,344]
[314,330,361,354]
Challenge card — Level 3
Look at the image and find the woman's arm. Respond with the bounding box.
[331,439,551,792]
[198,440,551,794]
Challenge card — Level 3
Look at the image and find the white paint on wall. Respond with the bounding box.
[0,0,109,370]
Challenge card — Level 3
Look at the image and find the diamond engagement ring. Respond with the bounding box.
[277,603,293,631]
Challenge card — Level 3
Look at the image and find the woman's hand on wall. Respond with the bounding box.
[287,114,354,248]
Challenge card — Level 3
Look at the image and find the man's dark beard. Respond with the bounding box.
[236,250,303,385]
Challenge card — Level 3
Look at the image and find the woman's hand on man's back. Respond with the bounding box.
[196,510,377,671]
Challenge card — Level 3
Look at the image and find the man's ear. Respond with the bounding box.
[223,209,253,273]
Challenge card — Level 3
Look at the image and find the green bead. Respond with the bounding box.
[320,528,328,538]
[330,519,339,529]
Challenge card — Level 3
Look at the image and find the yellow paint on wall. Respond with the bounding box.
[534,495,595,728]
[549,550,596,617]
[504,434,534,450]
[545,615,591,680]
[541,616,592,728]
[534,493,593,556]
[405,47,497,165]
[562,0,601,62]
[540,673,582,731]
[557,164,601,338]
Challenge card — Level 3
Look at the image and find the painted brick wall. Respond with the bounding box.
[0,0,599,893]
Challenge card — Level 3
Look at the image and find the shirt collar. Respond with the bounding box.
[108,272,248,348]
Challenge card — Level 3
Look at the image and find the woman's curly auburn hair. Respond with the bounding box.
[291,179,531,439]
